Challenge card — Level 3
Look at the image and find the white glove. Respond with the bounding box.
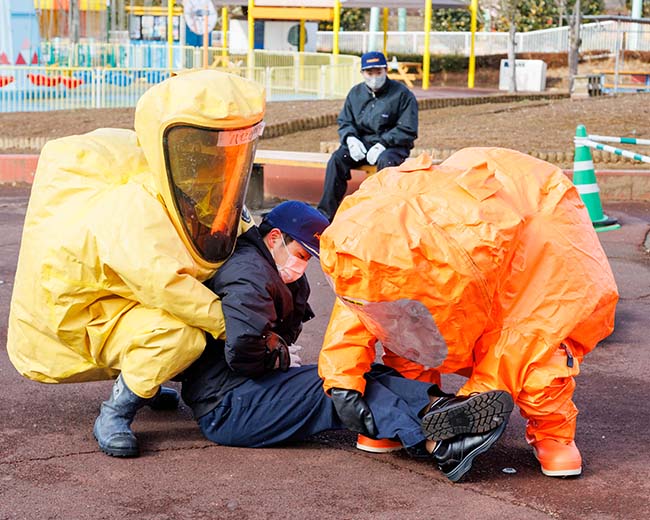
[366,143,386,166]
[346,136,367,162]
[288,344,303,368]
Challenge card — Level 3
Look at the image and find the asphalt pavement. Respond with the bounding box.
[1,185,649,520]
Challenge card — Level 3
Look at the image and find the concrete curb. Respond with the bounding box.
[0,155,39,184]
[319,142,650,168]
[4,153,650,203]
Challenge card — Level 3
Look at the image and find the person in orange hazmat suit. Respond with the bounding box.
[318,148,618,478]
[7,69,266,458]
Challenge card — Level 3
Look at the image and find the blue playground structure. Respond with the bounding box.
[1,0,41,66]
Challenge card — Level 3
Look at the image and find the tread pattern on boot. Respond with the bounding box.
[94,432,139,458]
[421,390,514,441]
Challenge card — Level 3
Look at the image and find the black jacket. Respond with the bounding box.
[338,78,418,150]
[180,226,314,419]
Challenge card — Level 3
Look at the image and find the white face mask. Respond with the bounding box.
[364,71,387,91]
[275,236,308,284]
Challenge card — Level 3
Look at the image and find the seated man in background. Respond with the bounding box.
[180,200,514,483]
[317,51,418,221]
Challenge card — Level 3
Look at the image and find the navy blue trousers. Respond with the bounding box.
[198,364,432,448]
[317,145,410,221]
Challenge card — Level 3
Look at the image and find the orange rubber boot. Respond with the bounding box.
[531,438,582,477]
[356,434,403,453]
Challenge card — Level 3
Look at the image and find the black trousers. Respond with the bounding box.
[317,144,410,221]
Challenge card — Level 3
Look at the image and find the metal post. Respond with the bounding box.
[319,65,326,99]
[468,0,478,88]
[369,7,380,52]
[265,66,271,99]
[631,0,643,50]
[614,20,621,93]
[423,0,432,89]
[333,0,341,56]
[247,0,255,80]
[167,0,174,70]
[202,1,209,69]
[222,6,229,60]
[383,8,389,57]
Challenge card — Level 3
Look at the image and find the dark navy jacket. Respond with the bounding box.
[180,226,314,419]
[338,78,418,150]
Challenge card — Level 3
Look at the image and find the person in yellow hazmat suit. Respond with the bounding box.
[318,148,619,478]
[7,69,266,458]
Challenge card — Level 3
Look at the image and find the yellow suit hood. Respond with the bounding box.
[135,69,265,269]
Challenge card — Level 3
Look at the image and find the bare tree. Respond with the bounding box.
[568,0,581,93]
[500,0,519,92]
[557,0,568,27]
[69,0,80,43]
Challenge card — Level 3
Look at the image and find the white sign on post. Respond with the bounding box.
[184,0,218,35]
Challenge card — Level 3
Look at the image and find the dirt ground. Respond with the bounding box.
[0,94,650,168]
[2,85,650,169]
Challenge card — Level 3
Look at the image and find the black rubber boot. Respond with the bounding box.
[147,387,179,411]
[421,389,514,441]
[93,375,150,457]
[432,420,509,482]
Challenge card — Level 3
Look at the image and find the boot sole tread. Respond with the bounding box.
[94,431,139,458]
[421,390,514,441]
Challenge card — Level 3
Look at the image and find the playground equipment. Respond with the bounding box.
[571,124,650,232]
[215,1,470,89]
[1,0,41,66]
[35,0,107,41]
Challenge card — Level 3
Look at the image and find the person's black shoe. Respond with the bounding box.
[421,390,514,441]
[432,420,508,482]
[147,386,179,411]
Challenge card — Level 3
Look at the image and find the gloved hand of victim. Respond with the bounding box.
[346,136,368,162]
[330,388,378,438]
[288,344,303,368]
[264,332,290,372]
[365,143,386,166]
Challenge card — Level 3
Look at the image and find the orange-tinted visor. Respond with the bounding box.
[164,122,264,263]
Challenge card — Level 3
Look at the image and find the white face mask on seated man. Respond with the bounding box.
[363,69,387,91]
[275,236,309,284]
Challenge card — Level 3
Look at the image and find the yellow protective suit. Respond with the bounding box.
[7,70,265,398]
[319,148,618,443]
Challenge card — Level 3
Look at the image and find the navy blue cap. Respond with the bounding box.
[361,51,387,70]
[262,201,329,258]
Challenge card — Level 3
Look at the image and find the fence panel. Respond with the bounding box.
[317,22,650,56]
[1,54,359,113]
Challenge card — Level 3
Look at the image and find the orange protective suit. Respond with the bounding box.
[318,148,618,443]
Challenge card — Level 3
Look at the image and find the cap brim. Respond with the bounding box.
[297,239,319,259]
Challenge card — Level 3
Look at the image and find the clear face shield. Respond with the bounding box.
[339,295,448,369]
[163,121,264,263]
